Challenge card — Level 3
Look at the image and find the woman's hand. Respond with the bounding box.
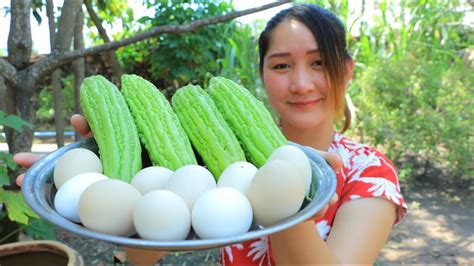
[13,153,44,186]
[308,151,342,220]
[309,193,338,220]
[70,114,92,138]
[320,151,343,173]
[14,114,91,187]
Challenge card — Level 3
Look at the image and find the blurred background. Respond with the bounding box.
[0,0,472,264]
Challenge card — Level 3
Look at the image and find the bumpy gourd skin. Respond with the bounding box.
[172,84,246,179]
[121,74,197,170]
[207,77,287,167]
[80,75,142,182]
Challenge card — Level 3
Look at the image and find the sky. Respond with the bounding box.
[0,0,290,55]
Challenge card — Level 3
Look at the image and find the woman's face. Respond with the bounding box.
[262,19,335,130]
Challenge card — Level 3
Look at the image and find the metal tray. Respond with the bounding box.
[22,138,336,251]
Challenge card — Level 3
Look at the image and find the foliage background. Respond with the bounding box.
[2,0,472,243]
[32,0,474,183]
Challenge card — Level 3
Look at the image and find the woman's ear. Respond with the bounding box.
[343,58,355,91]
[346,58,355,80]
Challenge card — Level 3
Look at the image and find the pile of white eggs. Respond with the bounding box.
[53,145,312,241]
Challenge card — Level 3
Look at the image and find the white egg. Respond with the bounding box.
[131,166,174,195]
[54,148,103,189]
[54,172,108,223]
[247,159,306,227]
[163,165,216,210]
[217,161,257,195]
[133,190,191,241]
[267,145,312,196]
[79,179,141,237]
[192,187,253,239]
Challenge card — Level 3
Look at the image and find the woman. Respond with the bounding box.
[15,3,406,265]
[221,4,407,265]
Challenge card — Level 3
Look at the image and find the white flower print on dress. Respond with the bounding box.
[347,150,381,183]
[331,134,386,184]
[339,135,368,151]
[379,155,400,186]
[350,194,361,200]
[333,131,344,144]
[247,237,270,266]
[316,220,331,240]
[359,177,403,205]
[330,143,352,170]
[222,243,244,264]
[329,139,351,181]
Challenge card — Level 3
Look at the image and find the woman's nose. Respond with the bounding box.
[289,66,315,94]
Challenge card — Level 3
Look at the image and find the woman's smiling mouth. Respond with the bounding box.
[288,98,323,107]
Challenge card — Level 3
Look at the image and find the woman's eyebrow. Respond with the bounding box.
[267,49,320,60]
[267,52,290,59]
[307,49,320,54]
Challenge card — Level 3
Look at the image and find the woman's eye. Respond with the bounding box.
[311,60,323,68]
[273,64,289,70]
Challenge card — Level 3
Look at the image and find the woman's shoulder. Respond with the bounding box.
[330,132,397,180]
[330,132,408,223]
[331,131,385,154]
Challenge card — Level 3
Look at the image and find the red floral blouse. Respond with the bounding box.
[221,132,408,265]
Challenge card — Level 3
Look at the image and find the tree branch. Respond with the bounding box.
[84,0,111,43]
[46,0,55,46]
[31,1,291,80]
[84,0,122,84]
[0,58,18,87]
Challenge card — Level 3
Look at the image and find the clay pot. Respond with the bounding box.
[0,240,84,266]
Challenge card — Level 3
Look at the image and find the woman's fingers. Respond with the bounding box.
[323,152,343,172]
[306,193,339,222]
[329,193,339,205]
[313,150,343,172]
[70,114,93,138]
[13,153,44,187]
[16,173,24,187]
[13,152,43,168]
[311,204,329,220]
[311,193,338,220]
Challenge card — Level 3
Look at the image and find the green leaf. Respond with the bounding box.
[0,111,32,132]
[32,10,42,24]
[137,16,152,24]
[0,152,17,171]
[24,218,57,240]
[0,188,39,225]
[0,168,9,186]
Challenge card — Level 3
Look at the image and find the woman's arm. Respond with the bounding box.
[270,197,396,264]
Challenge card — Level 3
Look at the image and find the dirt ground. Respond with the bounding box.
[377,179,473,265]
[52,177,473,265]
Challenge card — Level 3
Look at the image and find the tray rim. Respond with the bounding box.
[22,138,337,251]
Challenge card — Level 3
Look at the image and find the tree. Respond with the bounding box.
[47,0,82,147]
[0,0,290,182]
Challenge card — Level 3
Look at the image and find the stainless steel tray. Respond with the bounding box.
[22,138,336,251]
